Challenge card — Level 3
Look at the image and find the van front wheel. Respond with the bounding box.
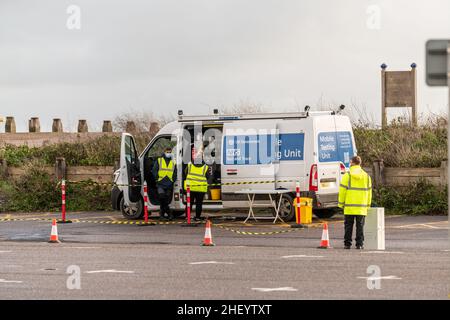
[272,194,295,222]
[120,197,144,220]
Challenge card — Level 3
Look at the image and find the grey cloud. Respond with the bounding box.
[0,0,449,132]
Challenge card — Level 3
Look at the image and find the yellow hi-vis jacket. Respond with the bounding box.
[338,165,372,215]
[157,157,175,182]
[184,163,209,193]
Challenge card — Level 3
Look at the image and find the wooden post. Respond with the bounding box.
[440,160,448,187]
[411,64,418,126]
[0,159,7,177]
[102,120,113,132]
[372,160,385,188]
[381,64,387,128]
[52,119,63,133]
[78,120,88,133]
[114,159,120,171]
[55,157,66,181]
[5,117,16,133]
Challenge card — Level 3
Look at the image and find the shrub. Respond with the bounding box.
[373,179,448,215]
[353,115,447,168]
[0,162,111,212]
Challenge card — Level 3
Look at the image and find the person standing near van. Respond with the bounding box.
[183,153,211,221]
[152,146,177,220]
[338,156,372,249]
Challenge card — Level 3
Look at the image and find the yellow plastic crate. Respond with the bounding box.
[293,197,313,224]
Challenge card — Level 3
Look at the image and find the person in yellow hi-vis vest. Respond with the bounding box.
[338,156,372,250]
[152,146,177,220]
[183,153,211,221]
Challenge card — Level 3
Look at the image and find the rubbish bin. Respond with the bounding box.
[210,188,221,200]
[293,197,313,224]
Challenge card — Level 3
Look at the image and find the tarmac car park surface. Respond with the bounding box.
[0,211,448,299]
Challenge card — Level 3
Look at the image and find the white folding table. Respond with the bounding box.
[234,189,291,224]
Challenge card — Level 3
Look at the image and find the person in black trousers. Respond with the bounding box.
[183,156,212,221]
[152,147,177,220]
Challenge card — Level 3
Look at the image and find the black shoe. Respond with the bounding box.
[356,245,364,250]
[344,245,351,250]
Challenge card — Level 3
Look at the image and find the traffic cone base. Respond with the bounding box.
[318,222,331,249]
[202,220,215,246]
[49,219,61,243]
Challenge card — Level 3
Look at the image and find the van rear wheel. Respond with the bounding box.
[272,194,295,222]
[120,197,144,220]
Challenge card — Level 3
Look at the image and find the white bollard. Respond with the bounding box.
[364,207,385,250]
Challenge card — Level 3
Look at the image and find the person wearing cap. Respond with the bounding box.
[338,156,372,250]
[152,146,177,220]
[183,150,212,221]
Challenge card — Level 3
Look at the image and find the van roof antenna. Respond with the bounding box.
[304,105,310,117]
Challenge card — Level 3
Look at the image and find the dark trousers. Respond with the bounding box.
[344,215,365,247]
[188,191,205,219]
[157,186,173,217]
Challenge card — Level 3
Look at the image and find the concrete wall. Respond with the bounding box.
[0,132,121,148]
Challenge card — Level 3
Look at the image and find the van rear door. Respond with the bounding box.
[315,116,355,197]
[221,120,277,206]
[333,115,356,169]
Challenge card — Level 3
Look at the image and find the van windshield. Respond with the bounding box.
[317,131,354,167]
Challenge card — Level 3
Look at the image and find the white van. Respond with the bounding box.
[111,110,357,221]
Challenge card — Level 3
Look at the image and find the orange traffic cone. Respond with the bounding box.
[202,220,215,246]
[49,219,61,243]
[318,222,330,249]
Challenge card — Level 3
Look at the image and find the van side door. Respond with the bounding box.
[221,120,278,207]
[275,120,306,191]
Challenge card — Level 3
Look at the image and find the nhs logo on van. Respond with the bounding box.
[318,131,354,167]
[223,133,305,165]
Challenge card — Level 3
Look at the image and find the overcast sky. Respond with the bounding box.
[1,0,449,132]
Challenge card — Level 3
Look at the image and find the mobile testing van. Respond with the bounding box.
[111,109,356,221]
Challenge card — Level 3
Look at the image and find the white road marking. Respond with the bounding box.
[252,287,298,292]
[281,255,324,259]
[357,276,402,280]
[0,251,12,253]
[0,279,23,284]
[189,261,235,265]
[86,270,135,274]
[391,222,448,230]
[362,251,404,254]
[65,247,102,249]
